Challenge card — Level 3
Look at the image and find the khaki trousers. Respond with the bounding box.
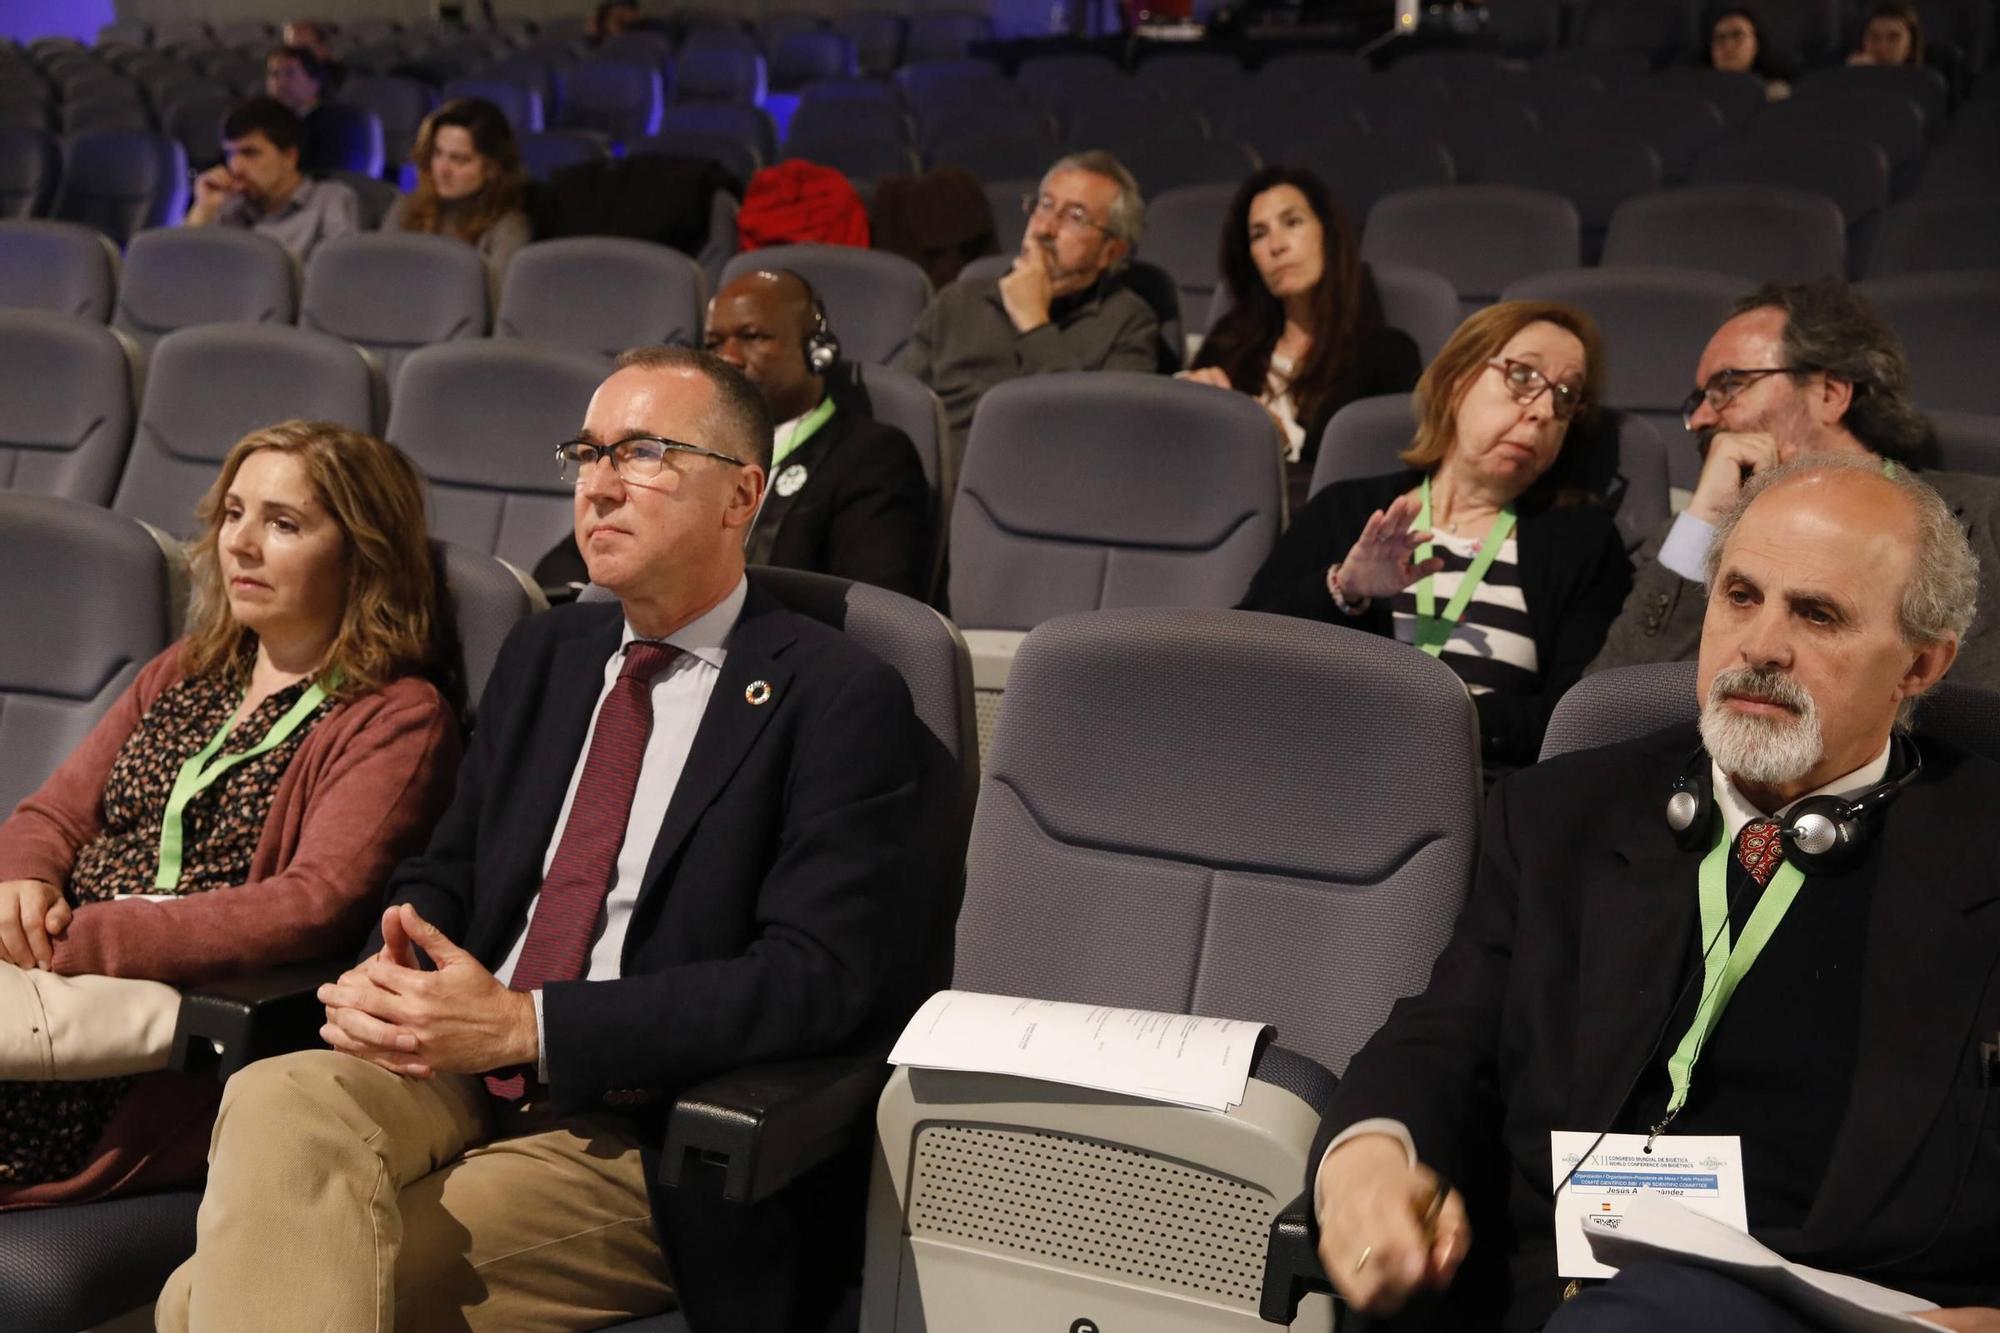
[156,1049,675,1332]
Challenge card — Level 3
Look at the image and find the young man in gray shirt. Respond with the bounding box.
[184,95,358,265]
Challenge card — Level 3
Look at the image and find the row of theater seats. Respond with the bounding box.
[6,216,1998,496]
[11,472,2000,1329]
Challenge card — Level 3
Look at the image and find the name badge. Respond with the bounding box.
[1550,1131,1747,1279]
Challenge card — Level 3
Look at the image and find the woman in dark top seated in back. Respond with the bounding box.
[1240,300,1632,770]
[1183,165,1421,508]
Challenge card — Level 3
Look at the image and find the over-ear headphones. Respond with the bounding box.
[1664,734,1923,873]
[798,275,840,375]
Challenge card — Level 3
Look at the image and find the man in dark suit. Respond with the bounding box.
[538,270,935,602]
[1313,454,2000,1331]
[1588,278,2000,689]
[159,348,928,1329]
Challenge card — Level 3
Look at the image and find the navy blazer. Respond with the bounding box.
[1315,724,2000,1329]
[373,584,927,1117]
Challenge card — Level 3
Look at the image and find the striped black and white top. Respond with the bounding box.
[1390,528,1540,696]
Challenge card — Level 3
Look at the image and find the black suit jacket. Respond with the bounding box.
[1239,470,1632,766]
[374,585,927,1118]
[742,392,934,601]
[1315,724,2000,1329]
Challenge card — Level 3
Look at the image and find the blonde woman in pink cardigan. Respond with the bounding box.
[0,420,462,1207]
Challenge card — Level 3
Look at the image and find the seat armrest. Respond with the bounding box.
[658,1051,889,1205]
[1261,1188,1336,1325]
[169,958,343,1081]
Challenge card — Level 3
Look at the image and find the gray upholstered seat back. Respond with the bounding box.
[1861,271,2000,417]
[956,608,1481,1077]
[0,493,173,817]
[301,233,489,396]
[0,310,137,504]
[1362,184,1581,312]
[1603,185,1847,284]
[1541,662,2000,764]
[438,542,546,715]
[495,238,706,361]
[1502,265,1738,492]
[0,219,120,321]
[113,324,379,537]
[719,244,932,366]
[950,372,1282,631]
[384,339,605,572]
[114,227,298,353]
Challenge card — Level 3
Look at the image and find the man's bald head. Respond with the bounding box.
[703,268,827,423]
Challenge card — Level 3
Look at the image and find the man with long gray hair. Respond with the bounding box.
[1308,454,2000,1330]
[1588,278,2000,689]
[897,149,1161,446]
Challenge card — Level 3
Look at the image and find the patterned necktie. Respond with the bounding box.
[1735,816,1786,888]
[487,639,681,1101]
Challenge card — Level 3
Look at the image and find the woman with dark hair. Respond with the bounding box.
[1185,166,1420,500]
[1241,301,1632,770]
[0,420,462,1207]
[384,97,532,304]
[1706,6,1792,99]
[1849,1,1925,65]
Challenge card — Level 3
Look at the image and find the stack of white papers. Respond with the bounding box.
[887,990,1271,1112]
[1584,1194,1940,1332]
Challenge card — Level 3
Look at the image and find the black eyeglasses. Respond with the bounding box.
[556,435,747,485]
[1485,358,1586,420]
[1021,192,1117,237]
[1679,367,1799,429]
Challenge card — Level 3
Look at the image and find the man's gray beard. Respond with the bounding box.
[1699,666,1825,787]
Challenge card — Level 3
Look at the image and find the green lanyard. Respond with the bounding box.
[771,395,837,473]
[153,679,330,890]
[1657,819,1808,1133]
[1411,476,1518,656]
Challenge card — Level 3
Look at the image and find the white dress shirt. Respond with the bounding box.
[496,577,748,1076]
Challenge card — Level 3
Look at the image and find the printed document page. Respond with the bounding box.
[887,990,1270,1111]
[1584,1193,1939,1332]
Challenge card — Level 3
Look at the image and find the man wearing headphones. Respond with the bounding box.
[538,270,933,601]
[1311,454,2000,1330]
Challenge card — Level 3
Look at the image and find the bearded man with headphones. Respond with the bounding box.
[540,270,933,602]
[1310,452,2000,1331]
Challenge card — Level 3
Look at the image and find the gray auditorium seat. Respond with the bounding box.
[1113,136,1260,200]
[660,100,777,163]
[768,30,858,92]
[519,129,608,183]
[832,13,905,75]
[1502,265,1741,490]
[1861,271,2000,416]
[0,124,58,217]
[339,74,433,168]
[0,492,175,817]
[903,13,993,63]
[559,56,664,143]
[383,339,605,571]
[1602,185,1847,284]
[720,244,932,365]
[1692,134,1891,274]
[113,226,297,352]
[1478,134,1663,263]
[854,360,953,594]
[1362,184,1580,315]
[862,605,1481,1331]
[675,43,763,106]
[51,128,186,245]
[495,237,705,360]
[0,1183,199,1333]
[1592,90,1728,183]
[1868,197,2000,278]
[301,232,489,396]
[1931,411,2000,477]
[113,324,380,537]
[1646,66,1768,128]
[1574,0,1700,64]
[631,130,760,187]
[0,310,139,504]
[950,372,1282,746]
[1128,180,1230,325]
[1755,92,1925,196]
[1794,63,1948,134]
[788,97,911,149]
[1369,258,1461,365]
[0,218,120,320]
[438,540,546,712]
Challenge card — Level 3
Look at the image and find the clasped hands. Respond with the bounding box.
[0,878,71,970]
[317,902,538,1079]
[1330,492,1447,606]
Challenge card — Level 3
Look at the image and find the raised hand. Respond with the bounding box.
[1333,492,1447,603]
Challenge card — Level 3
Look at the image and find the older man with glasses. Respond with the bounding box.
[896,149,1161,448]
[1588,278,2000,688]
[159,347,932,1331]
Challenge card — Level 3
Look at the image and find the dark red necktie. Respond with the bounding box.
[487,640,681,1100]
[1735,817,1786,888]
